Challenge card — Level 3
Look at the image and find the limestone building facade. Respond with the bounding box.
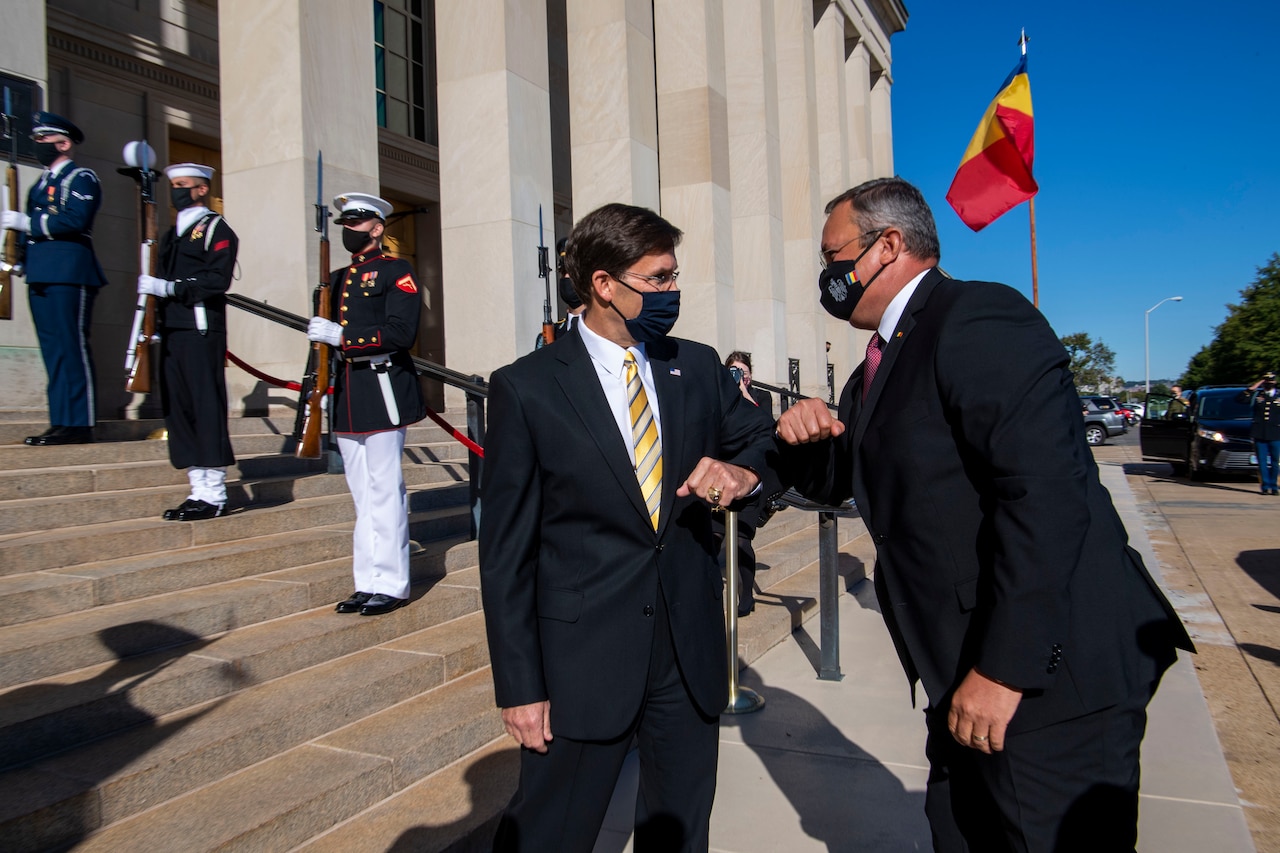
[0,0,906,419]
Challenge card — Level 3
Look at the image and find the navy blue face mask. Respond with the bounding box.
[611,282,681,342]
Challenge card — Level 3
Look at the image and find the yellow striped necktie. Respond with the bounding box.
[625,353,662,530]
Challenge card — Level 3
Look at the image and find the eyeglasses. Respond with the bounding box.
[616,269,680,291]
[819,229,884,270]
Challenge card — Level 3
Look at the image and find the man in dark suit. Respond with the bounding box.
[1,112,108,446]
[774,177,1193,851]
[479,203,772,852]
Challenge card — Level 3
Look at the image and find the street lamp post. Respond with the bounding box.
[1145,296,1184,396]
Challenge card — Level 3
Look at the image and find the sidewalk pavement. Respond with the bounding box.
[591,461,1256,852]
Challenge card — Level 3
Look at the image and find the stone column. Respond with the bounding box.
[773,0,828,397]
[813,1,849,203]
[0,1,49,414]
[723,0,786,386]
[654,0,734,351]
[436,0,554,395]
[566,0,659,214]
[870,67,894,177]
[219,0,379,415]
[844,39,873,186]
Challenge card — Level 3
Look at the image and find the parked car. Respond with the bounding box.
[1140,386,1258,479]
[1108,397,1139,425]
[1080,396,1128,446]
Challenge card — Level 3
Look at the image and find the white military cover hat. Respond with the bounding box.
[333,192,392,223]
[165,163,215,181]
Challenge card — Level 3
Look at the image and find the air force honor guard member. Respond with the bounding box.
[0,112,108,446]
[307,193,427,616]
[137,163,239,521]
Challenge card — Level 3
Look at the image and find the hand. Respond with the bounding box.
[775,397,846,444]
[676,458,760,507]
[947,668,1023,754]
[307,317,343,346]
[501,700,553,753]
[137,275,173,297]
[1,210,30,232]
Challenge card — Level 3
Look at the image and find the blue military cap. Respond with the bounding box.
[31,111,85,144]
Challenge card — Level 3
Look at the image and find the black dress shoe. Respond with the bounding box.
[163,499,202,520]
[27,426,93,446]
[23,426,60,446]
[335,592,374,614]
[360,594,408,616]
[737,599,756,618]
[171,499,225,521]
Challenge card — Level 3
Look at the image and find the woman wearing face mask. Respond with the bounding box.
[307,192,427,617]
[0,112,108,446]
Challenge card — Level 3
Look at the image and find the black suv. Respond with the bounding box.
[1140,386,1258,479]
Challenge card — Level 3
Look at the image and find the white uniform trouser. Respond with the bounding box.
[336,428,410,599]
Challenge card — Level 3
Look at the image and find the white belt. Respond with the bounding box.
[349,353,400,424]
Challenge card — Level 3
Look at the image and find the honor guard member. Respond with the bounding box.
[137,163,239,520]
[1240,372,1280,495]
[307,192,427,616]
[1,112,108,445]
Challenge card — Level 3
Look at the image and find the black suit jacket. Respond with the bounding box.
[780,270,1192,733]
[479,327,773,740]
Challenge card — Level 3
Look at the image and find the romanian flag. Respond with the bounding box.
[946,55,1037,231]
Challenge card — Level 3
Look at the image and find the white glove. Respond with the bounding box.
[137,275,175,297]
[308,317,343,346]
[1,210,30,232]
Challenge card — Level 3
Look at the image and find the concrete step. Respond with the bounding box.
[62,666,503,853]
[0,420,469,471]
[0,415,466,447]
[0,580,481,772]
[0,533,477,691]
[0,455,468,539]
[0,645,450,852]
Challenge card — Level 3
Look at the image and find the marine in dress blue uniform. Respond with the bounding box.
[307,192,426,616]
[0,112,107,445]
[137,163,239,521]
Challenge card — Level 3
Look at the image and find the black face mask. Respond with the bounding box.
[818,239,887,321]
[610,279,681,343]
[558,274,583,309]
[34,142,61,168]
[343,227,375,254]
[170,186,200,211]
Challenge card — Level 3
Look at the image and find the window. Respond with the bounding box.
[0,73,43,165]
[374,0,438,145]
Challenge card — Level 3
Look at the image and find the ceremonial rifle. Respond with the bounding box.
[537,204,554,347]
[296,151,331,460]
[121,140,159,393]
[0,87,21,321]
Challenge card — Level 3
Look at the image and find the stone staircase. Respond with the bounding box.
[0,414,871,852]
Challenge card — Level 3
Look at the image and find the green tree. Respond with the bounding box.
[1182,253,1280,386]
[1060,332,1117,391]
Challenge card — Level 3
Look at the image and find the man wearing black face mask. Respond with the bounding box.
[137,163,239,520]
[1239,372,1280,495]
[307,192,426,617]
[1,112,107,446]
[773,177,1193,851]
[479,203,773,852]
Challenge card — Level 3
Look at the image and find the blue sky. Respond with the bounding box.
[888,1,1279,384]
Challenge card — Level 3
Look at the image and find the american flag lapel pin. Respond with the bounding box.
[670,368,681,376]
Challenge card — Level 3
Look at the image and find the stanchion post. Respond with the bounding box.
[818,511,842,681]
[721,507,765,714]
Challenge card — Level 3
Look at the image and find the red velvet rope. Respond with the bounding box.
[225,349,484,458]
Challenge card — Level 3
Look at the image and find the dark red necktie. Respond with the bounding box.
[862,332,883,401]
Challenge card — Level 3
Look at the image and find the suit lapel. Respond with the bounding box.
[850,269,944,452]
[554,330,653,525]
[648,338,685,539]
